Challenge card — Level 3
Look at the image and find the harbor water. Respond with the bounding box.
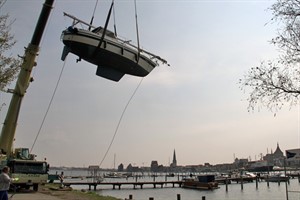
[51,169,300,200]
[97,178,300,200]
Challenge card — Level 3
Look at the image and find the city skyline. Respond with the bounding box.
[53,143,287,168]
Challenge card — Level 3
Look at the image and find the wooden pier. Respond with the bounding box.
[215,176,256,184]
[63,180,183,190]
[63,176,257,191]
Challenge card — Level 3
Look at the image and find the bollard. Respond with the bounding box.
[267,175,270,187]
[177,194,181,200]
[129,194,133,199]
[225,178,228,192]
[256,176,258,189]
[240,176,243,190]
[202,196,206,200]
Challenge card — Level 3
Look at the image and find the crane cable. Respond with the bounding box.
[99,78,144,168]
[134,0,141,61]
[30,58,68,153]
[98,0,143,168]
[89,0,99,30]
[89,0,117,35]
[112,1,117,36]
[92,0,114,58]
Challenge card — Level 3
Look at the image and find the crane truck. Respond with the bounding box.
[0,0,54,191]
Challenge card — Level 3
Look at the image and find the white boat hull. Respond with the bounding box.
[61,28,157,81]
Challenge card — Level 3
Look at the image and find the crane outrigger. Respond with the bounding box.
[0,0,54,191]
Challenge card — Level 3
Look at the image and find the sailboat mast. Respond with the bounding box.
[114,153,116,170]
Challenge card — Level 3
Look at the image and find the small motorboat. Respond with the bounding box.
[264,173,290,182]
[182,175,219,190]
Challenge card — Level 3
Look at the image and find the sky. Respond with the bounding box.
[1,0,299,168]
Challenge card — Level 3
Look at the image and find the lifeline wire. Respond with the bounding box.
[99,78,144,168]
[30,58,68,153]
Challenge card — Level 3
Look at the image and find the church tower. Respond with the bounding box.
[171,149,177,167]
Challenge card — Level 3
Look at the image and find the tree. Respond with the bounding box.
[0,0,21,91]
[240,0,300,112]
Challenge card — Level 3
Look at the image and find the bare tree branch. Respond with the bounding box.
[240,0,300,112]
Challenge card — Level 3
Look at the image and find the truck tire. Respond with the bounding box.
[33,184,38,191]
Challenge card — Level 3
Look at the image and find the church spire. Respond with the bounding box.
[171,149,177,167]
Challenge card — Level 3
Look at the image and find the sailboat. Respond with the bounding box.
[61,2,168,82]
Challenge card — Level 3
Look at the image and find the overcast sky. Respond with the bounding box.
[1,0,299,168]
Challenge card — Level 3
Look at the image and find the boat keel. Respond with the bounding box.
[61,46,71,61]
[96,66,125,82]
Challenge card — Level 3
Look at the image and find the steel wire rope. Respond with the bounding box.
[112,0,117,36]
[30,58,68,153]
[89,0,99,30]
[134,0,140,54]
[0,0,7,10]
[99,78,144,168]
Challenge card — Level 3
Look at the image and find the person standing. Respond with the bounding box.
[59,171,64,188]
[0,166,11,200]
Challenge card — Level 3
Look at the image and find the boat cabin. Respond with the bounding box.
[92,26,116,38]
[197,175,216,183]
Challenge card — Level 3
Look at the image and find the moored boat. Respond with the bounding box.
[264,173,290,182]
[182,175,219,190]
[247,160,274,172]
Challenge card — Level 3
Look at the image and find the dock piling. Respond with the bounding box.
[255,176,258,189]
[240,176,244,190]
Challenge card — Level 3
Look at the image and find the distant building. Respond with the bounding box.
[264,143,285,166]
[126,163,133,172]
[234,158,248,168]
[286,148,300,166]
[117,163,124,172]
[151,161,159,172]
[170,149,177,168]
[126,164,139,172]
